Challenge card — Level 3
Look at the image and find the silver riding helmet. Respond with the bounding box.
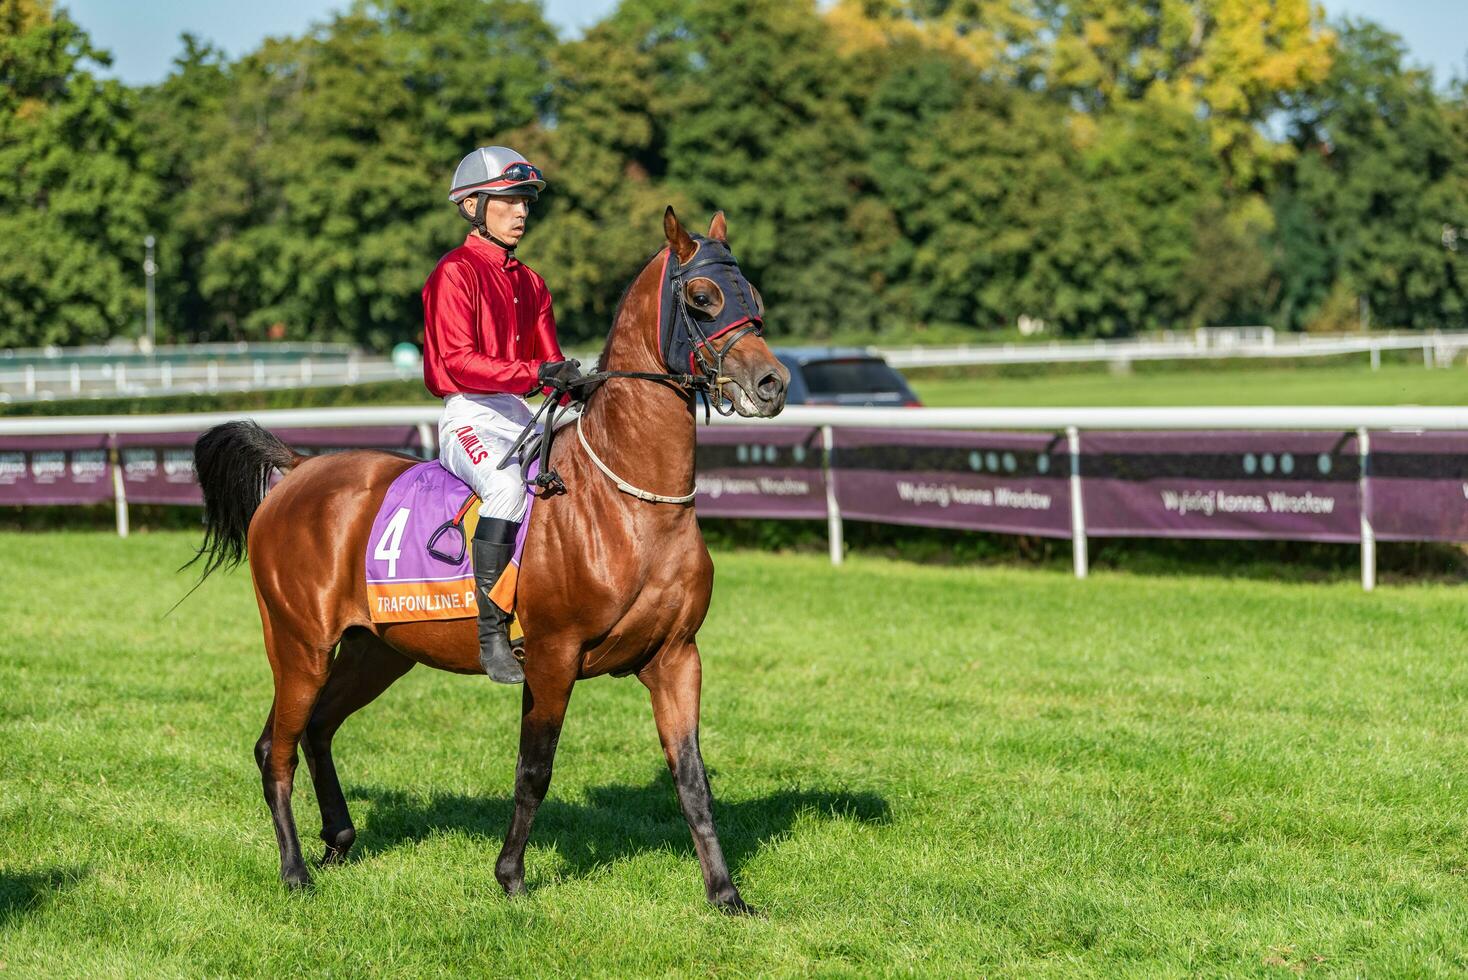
[447,146,546,204]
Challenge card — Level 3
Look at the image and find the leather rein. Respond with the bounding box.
[496,252,764,503]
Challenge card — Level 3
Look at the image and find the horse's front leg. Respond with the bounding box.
[494,656,575,897]
[640,643,753,915]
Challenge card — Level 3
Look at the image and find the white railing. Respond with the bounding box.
[0,357,414,403]
[877,330,1468,370]
[5,329,1464,404]
[4,404,1468,436]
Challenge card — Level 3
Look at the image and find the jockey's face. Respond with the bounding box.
[466,194,533,247]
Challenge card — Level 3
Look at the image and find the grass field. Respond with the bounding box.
[911,362,1466,407]
[3,532,1468,975]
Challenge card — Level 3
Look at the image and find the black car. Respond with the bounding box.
[773,347,921,407]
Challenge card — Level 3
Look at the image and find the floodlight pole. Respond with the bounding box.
[144,235,157,352]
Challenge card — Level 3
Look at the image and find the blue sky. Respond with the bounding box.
[64,0,1468,88]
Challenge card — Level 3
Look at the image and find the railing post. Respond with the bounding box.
[1067,425,1088,579]
[111,442,129,539]
[416,422,437,460]
[822,424,843,566]
[1358,426,1374,591]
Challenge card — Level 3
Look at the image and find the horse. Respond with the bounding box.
[187,208,789,914]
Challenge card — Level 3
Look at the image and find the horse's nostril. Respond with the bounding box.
[756,371,783,400]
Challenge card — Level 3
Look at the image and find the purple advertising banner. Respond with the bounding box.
[1367,431,1468,542]
[114,431,202,504]
[0,434,112,506]
[114,426,426,505]
[1081,431,1360,542]
[831,428,1072,537]
[694,427,827,519]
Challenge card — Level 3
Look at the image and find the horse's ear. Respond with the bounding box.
[664,205,697,264]
[708,211,727,243]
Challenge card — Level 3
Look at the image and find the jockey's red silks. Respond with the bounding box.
[421,233,566,397]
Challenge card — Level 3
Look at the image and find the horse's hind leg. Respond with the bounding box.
[301,629,414,866]
[640,643,752,915]
[260,627,333,891]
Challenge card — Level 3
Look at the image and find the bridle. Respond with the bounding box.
[497,240,766,502]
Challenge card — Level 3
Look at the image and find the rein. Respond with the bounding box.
[495,239,764,503]
[495,361,732,503]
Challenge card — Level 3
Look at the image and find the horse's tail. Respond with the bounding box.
[183,420,304,582]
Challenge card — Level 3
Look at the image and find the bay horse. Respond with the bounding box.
[188,209,789,913]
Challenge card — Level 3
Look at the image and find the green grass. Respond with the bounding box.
[4,532,1468,976]
[912,362,1467,407]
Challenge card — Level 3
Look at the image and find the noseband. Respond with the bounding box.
[659,236,765,415]
[498,239,766,501]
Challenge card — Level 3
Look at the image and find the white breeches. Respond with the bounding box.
[438,393,535,521]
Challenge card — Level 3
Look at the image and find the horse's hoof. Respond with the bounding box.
[283,869,314,892]
[713,893,759,917]
[495,865,526,897]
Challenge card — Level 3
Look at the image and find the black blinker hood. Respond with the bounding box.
[659,235,763,375]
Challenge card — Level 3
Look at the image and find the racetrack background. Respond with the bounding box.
[3,532,1466,975]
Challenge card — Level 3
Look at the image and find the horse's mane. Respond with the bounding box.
[593,245,667,374]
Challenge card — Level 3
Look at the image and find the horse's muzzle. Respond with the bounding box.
[723,364,787,418]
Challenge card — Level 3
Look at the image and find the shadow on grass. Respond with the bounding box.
[348,772,889,876]
[0,866,88,928]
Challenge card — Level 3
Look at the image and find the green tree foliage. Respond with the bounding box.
[0,0,158,347]
[3,0,1466,349]
[854,48,1234,335]
[140,0,555,346]
[527,0,880,342]
[830,0,1335,188]
[1273,21,1468,331]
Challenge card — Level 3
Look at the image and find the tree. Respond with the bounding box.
[0,0,159,346]
[828,0,1335,188]
[149,0,557,346]
[542,0,882,340]
[510,13,694,344]
[134,35,231,342]
[1273,21,1468,330]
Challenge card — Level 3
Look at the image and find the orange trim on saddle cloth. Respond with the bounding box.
[366,577,477,622]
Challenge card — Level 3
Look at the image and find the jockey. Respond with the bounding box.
[422,145,582,684]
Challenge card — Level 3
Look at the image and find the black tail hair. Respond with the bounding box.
[182,421,300,583]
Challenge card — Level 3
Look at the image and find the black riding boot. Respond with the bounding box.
[472,518,523,684]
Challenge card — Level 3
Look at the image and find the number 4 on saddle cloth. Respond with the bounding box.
[364,460,539,640]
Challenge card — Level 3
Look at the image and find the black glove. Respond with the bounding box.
[537,358,582,391]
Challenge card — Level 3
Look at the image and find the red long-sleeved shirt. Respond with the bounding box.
[421,234,565,397]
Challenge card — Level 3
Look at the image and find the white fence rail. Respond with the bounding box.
[5,329,1464,403]
[0,357,413,403]
[880,330,1468,370]
[4,404,1468,436]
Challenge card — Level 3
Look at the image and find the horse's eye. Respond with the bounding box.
[694,293,711,306]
